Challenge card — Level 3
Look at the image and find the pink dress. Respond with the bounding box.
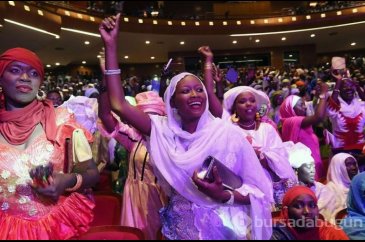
[0,108,94,240]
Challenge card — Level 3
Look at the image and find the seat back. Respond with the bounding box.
[91,191,122,226]
[78,225,144,240]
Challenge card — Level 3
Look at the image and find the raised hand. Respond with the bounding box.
[99,13,121,46]
[198,46,213,61]
[212,63,224,83]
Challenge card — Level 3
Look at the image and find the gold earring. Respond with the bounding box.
[231,113,240,123]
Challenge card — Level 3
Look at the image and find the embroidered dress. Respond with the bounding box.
[0,108,94,240]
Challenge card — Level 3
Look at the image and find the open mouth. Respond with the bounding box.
[188,101,202,109]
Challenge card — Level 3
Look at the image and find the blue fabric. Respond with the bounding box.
[340,172,365,240]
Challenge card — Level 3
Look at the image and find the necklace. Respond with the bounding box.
[237,121,256,130]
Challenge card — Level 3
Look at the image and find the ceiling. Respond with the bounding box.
[0,3,364,67]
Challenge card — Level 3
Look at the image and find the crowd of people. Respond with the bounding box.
[1,12,365,240]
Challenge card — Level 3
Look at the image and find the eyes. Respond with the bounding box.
[237,98,256,105]
[180,87,204,94]
[8,67,40,78]
[291,201,317,210]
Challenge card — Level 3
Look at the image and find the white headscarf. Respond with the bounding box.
[148,72,272,239]
[327,153,355,191]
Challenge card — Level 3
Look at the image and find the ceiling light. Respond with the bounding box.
[264,19,269,24]
[309,2,318,7]
[84,41,90,45]
[250,20,255,24]
[153,20,158,25]
[145,40,150,44]
[97,55,101,58]
[281,37,286,41]
[209,21,214,26]
[38,10,43,16]
[292,17,297,21]
[353,8,358,13]
[24,5,30,11]
[255,39,260,43]
[278,18,283,23]
[151,11,159,17]
[151,56,155,60]
[195,22,200,26]
[61,27,100,37]
[351,42,356,46]
[0,24,3,27]
[82,61,86,64]
[236,21,241,25]
[311,33,316,37]
[180,41,185,45]
[90,16,95,22]
[168,21,172,25]
[55,36,60,39]
[306,15,311,20]
[138,19,143,24]
[181,21,186,26]
[321,13,326,18]
[55,63,60,66]
[289,54,293,57]
[337,11,342,16]
[77,13,83,19]
[5,19,59,38]
[46,64,51,68]
[223,21,228,26]
[65,10,70,16]
[8,1,15,6]
[232,40,238,44]
[124,56,129,59]
[124,17,129,22]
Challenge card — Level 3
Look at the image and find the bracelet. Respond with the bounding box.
[65,173,83,192]
[204,63,213,70]
[223,190,234,205]
[104,69,121,75]
[333,89,340,93]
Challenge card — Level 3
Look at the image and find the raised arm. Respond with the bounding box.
[99,14,151,136]
[331,69,343,105]
[198,46,223,118]
[301,82,328,128]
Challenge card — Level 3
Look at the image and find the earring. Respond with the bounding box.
[256,112,261,122]
[36,90,46,101]
[231,112,240,123]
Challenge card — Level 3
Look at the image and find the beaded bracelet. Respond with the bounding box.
[104,69,121,75]
[223,190,234,205]
[65,173,83,192]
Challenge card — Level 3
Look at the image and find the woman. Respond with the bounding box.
[271,186,349,240]
[321,153,359,224]
[199,46,297,209]
[98,63,167,239]
[270,90,284,126]
[280,87,328,181]
[100,14,273,240]
[340,172,365,240]
[0,48,100,239]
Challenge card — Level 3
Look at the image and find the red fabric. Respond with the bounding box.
[0,47,44,80]
[91,193,122,226]
[78,226,144,240]
[0,99,57,145]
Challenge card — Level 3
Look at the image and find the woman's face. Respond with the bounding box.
[340,80,355,103]
[46,92,63,108]
[171,75,207,122]
[298,162,315,185]
[293,98,307,117]
[345,157,359,180]
[274,94,284,107]
[0,61,41,109]
[288,194,319,231]
[234,92,257,122]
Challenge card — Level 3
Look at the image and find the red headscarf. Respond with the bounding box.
[0,48,56,145]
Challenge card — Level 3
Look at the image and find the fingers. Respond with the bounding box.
[212,166,222,185]
[192,170,207,190]
[100,14,120,31]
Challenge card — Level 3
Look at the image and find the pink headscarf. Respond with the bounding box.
[280,95,303,143]
[135,91,166,116]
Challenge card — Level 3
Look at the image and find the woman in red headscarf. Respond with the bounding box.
[0,48,99,240]
[271,186,349,240]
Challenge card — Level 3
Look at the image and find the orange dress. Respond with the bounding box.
[0,108,95,240]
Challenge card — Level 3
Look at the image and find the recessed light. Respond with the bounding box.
[84,41,90,45]
[168,21,172,25]
[153,20,158,25]
[264,19,269,24]
[236,21,241,25]
[124,17,129,22]
[65,10,70,16]
[90,16,95,22]
[292,17,297,21]
[353,8,358,13]
[77,13,83,19]
[321,13,326,18]
[337,11,342,16]
[223,21,228,26]
[181,21,186,26]
[151,56,155,60]
[232,40,238,44]
[310,34,316,38]
[195,21,200,26]
[138,19,143,24]
[351,42,356,46]
[55,35,60,39]
[278,18,283,23]
[281,37,286,41]
[255,39,260,43]
[24,5,30,11]
[38,10,43,16]
[97,55,101,58]
[55,63,60,66]
[209,21,214,26]
[250,20,255,24]
[180,41,185,45]
[124,56,129,59]
[0,24,3,27]
[306,15,311,20]
[82,61,86,64]
[289,54,293,57]
[46,64,51,68]
[145,40,150,44]
[8,1,15,6]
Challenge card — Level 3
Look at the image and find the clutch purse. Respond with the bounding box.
[197,156,243,191]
